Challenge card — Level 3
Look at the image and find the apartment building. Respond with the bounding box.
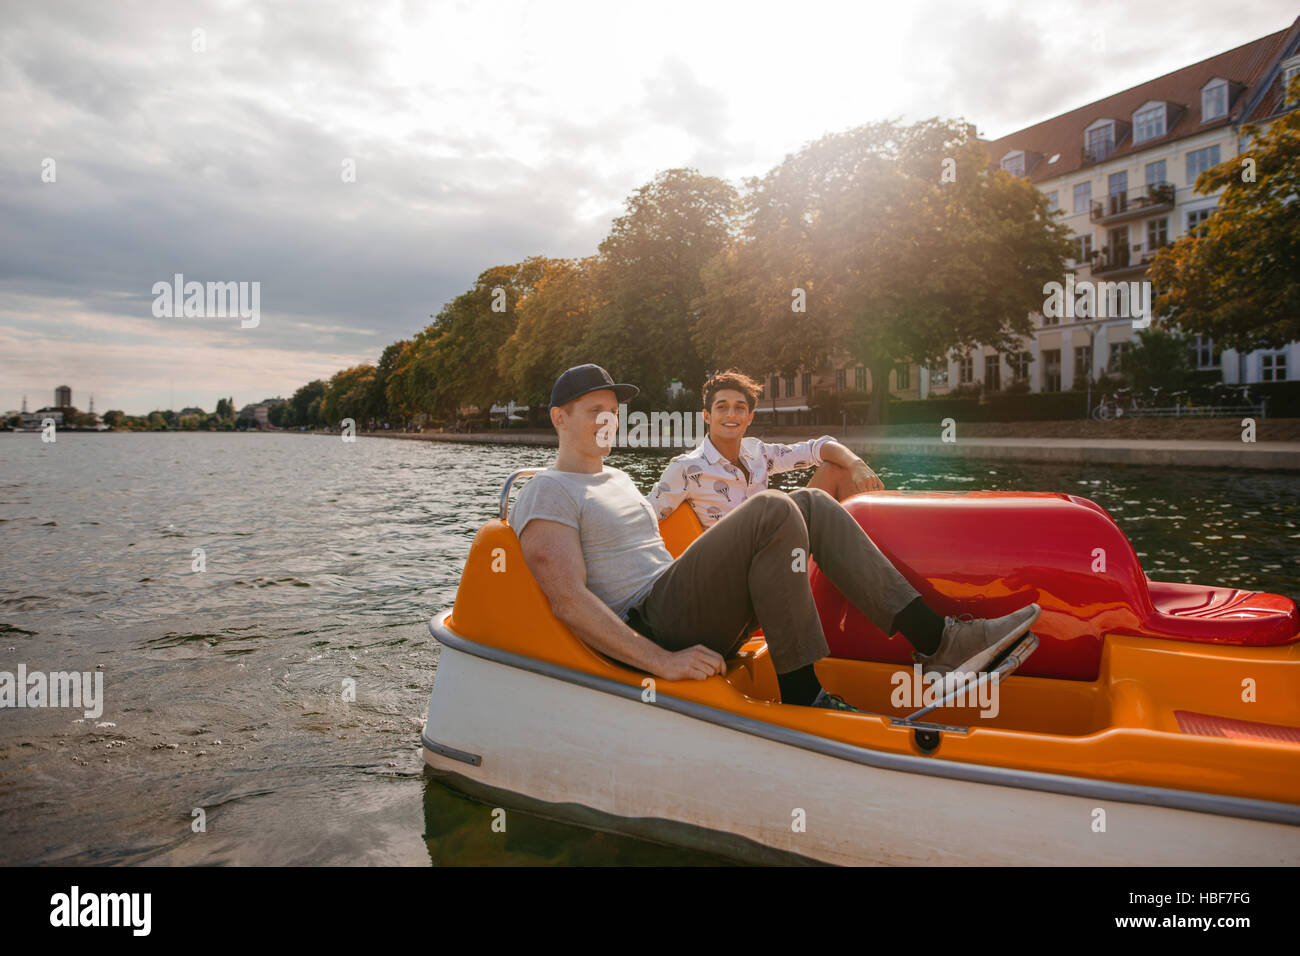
[943,18,1300,397]
[756,358,922,424]
[760,19,1299,415]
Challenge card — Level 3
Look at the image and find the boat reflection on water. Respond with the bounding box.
[420,775,744,866]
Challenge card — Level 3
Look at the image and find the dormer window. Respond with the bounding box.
[1133,102,1167,143]
[1283,55,1300,106]
[1001,150,1025,177]
[1085,119,1116,162]
[1202,79,1228,122]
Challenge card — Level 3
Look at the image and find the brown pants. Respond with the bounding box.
[628,488,921,674]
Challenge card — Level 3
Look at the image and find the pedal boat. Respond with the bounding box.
[421,469,1300,865]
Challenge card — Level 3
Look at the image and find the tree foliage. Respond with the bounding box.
[695,119,1072,422]
[498,257,600,412]
[1149,75,1300,351]
[578,169,737,401]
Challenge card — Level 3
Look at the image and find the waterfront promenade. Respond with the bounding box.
[357,427,1300,470]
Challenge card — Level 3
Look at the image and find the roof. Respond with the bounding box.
[984,17,1300,183]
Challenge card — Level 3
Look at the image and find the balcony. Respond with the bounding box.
[1091,243,1159,277]
[1080,145,1116,166]
[1089,182,1175,224]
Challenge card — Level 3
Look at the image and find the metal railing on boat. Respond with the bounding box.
[499,468,543,521]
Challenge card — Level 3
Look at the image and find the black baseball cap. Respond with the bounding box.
[548,364,639,409]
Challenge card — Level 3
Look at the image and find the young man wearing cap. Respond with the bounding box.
[511,364,1040,708]
[648,368,882,528]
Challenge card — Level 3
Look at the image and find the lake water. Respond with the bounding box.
[1,432,1296,864]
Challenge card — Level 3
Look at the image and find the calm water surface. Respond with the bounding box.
[0,432,1296,864]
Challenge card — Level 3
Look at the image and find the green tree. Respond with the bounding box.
[696,119,1072,423]
[285,380,326,428]
[1149,75,1300,351]
[422,259,550,418]
[1120,326,1195,395]
[498,257,600,412]
[215,397,235,422]
[321,365,377,425]
[370,339,410,424]
[581,169,737,399]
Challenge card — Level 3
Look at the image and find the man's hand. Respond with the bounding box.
[848,459,885,493]
[821,439,885,493]
[655,645,727,681]
[521,518,728,680]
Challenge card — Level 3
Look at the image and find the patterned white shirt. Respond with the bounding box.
[646,434,835,529]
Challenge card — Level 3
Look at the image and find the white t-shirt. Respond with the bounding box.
[510,466,674,619]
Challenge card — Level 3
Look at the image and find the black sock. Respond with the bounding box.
[891,597,945,656]
[776,663,823,706]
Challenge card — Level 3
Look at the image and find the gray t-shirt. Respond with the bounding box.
[510,466,673,619]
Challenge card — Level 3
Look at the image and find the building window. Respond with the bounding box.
[853,367,864,392]
[1106,225,1129,268]
[1202,80,1228,121]
[1186,145,1221,183]
[801,372,811,396]
[1009,351,1031,382]
[1285,58,1300,106]
[895,364,910,390]
[1072,234,1093,265]
[1044,190,1059,213]
[1043,349,1062,392]
[1145,160,1167,186]
[1073,182,1092,214]
[1107,171,1128,215]
[1187,207,1213,236]
[1261,351,1288,382]
[929,363,949,388]
[1001,151,1025,177]
[784,375,795,397]
[1147,217,1168,250]
[1108,342,1131,373]
[1192,335,1219,369]
[984,354,1001,391]
[770,375,780,400]
[1086,123,1115,162]
[1134,104,1166,142]
[835,368,846,392]
[1074,345,1093,382]
[958,355,974,384]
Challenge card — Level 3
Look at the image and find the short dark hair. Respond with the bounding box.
[703,369,762,411]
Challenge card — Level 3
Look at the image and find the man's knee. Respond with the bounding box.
[746,489,804,536]
[752,488,801,516]
[789,485,836,516]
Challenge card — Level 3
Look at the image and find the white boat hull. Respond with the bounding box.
[422,625,1300,866]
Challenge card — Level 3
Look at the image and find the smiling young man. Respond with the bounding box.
[647,369,881,528]
[511,364,1041,710]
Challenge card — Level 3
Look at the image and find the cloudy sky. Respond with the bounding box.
[2,0,1296,415]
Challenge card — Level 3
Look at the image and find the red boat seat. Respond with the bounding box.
[810,492,1299,682]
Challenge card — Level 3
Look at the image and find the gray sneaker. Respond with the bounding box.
[914,603,1042,676]
[810,689,864,713]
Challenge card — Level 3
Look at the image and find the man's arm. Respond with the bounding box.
[818,439,884,492]
[518,518,725,681]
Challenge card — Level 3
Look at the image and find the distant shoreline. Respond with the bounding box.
[8,423,1297,470]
